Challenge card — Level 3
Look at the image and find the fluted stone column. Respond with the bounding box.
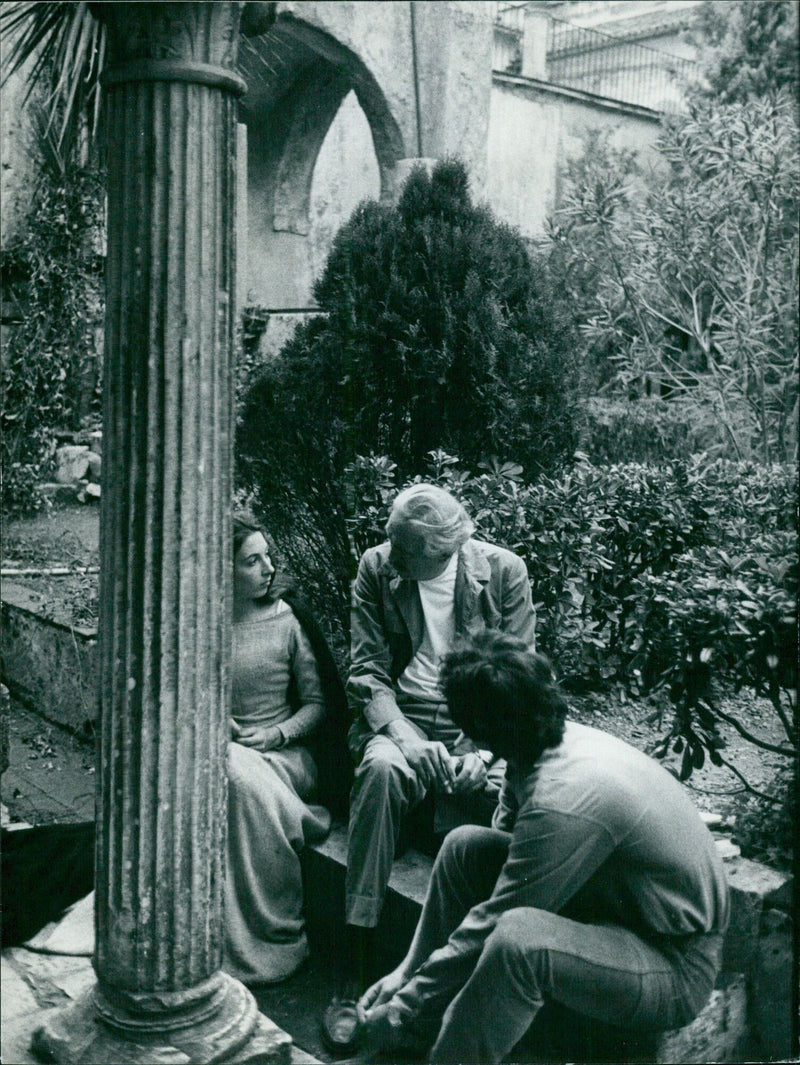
[34,4,287,1063]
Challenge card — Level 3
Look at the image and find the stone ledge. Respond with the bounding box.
[1,586,98,735]
[656,973,749,1064]
[304,832,765,1063]
[722,854,794,975]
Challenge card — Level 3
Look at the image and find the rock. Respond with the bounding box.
[700,811,723,828]
[54,445,89,484]
[721,855,793,973]
[656,973,750,1064]
[751,908,794,1060]
[86,452,101,481]
[714,838,741,859]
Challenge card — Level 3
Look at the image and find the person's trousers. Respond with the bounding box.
[397,825,723,1064]
[345,724,502,928]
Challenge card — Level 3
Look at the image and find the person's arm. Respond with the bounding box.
[275,617,327,746]
[347,551,405,732]
[389,803,616,1030]
[348,551,456,790]
[501,553,537,649]
[491,772,517,833]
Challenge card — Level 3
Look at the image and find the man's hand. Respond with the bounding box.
[359,967,409,1012]
[234,722,282,752]
[450,751,487,794]
[356,998,426,1058]
[386,720,457,792]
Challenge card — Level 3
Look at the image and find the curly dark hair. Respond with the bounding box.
[440,631,567,765]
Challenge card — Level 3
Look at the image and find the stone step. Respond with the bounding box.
[303,823,432,973]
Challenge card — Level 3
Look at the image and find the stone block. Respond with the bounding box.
[751,907,795,1061]
[1,584,98,734]
[304,824,431,972]
[721,855,793,974]
[54,445,90,484]
[86,451,102,481]
[656,973,750,1064]
[724,855,794,910]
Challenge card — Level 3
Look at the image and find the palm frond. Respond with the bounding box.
[1,1,106,152]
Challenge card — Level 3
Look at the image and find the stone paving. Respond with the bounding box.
[1,705,322,1065]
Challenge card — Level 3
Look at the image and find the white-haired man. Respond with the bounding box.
[322,483,536,1053]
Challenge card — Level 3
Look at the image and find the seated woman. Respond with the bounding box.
[225,511,350,984]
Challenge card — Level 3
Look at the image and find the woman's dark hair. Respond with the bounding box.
[440,631,567,764]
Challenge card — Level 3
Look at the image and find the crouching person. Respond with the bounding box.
[358,631,730,1063]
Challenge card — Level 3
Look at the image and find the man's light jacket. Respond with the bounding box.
[347,537,537,740]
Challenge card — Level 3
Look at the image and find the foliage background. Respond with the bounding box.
[1,97,105,513]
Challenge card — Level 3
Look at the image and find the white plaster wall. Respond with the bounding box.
[486,79,663,241]
[243,90,379,310]
[308,90,380,291]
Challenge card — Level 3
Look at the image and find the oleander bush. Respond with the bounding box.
[581,396,731,465]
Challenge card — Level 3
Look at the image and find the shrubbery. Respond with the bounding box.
[238,159,582,640]
[581,396,731,465]
[344,451,797,774]
[1,112,105,514]
[547,90,799,465]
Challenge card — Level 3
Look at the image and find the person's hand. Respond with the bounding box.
[356,998,415,1058]
[234,723,282,752]
[230,717,242,740]
[450,751,487,794]
[395,733,457,792]
[359,967,409,1013]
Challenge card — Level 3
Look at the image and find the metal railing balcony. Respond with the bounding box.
[491,2,697,114]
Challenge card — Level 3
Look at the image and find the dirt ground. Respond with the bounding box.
[3,501,794,868]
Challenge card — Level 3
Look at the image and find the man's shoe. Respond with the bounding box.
[321,994,362,1056]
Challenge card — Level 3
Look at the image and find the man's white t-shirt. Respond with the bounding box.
[397,552,458,702]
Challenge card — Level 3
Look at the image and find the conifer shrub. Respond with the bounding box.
[237,159,581,633]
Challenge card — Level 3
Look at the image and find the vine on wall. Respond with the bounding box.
[1,105,106,513]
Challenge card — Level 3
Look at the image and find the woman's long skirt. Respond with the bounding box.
[223,741,331,984]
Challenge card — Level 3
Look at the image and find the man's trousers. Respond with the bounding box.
[345,715,502,928]
[397,825,723,1063]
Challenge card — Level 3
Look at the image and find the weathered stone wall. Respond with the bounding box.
[486,74,663,245]
[240,0,494,309]
[2,2,678,316]
[1,585,98,736]
[0,58,36,252]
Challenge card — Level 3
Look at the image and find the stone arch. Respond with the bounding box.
[240,14,404,237]
[238,13,407,306]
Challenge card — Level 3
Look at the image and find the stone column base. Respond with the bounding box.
[31,973,292,1065]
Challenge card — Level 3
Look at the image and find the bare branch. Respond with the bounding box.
[715,754,782,804]
[714,703,797,758]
